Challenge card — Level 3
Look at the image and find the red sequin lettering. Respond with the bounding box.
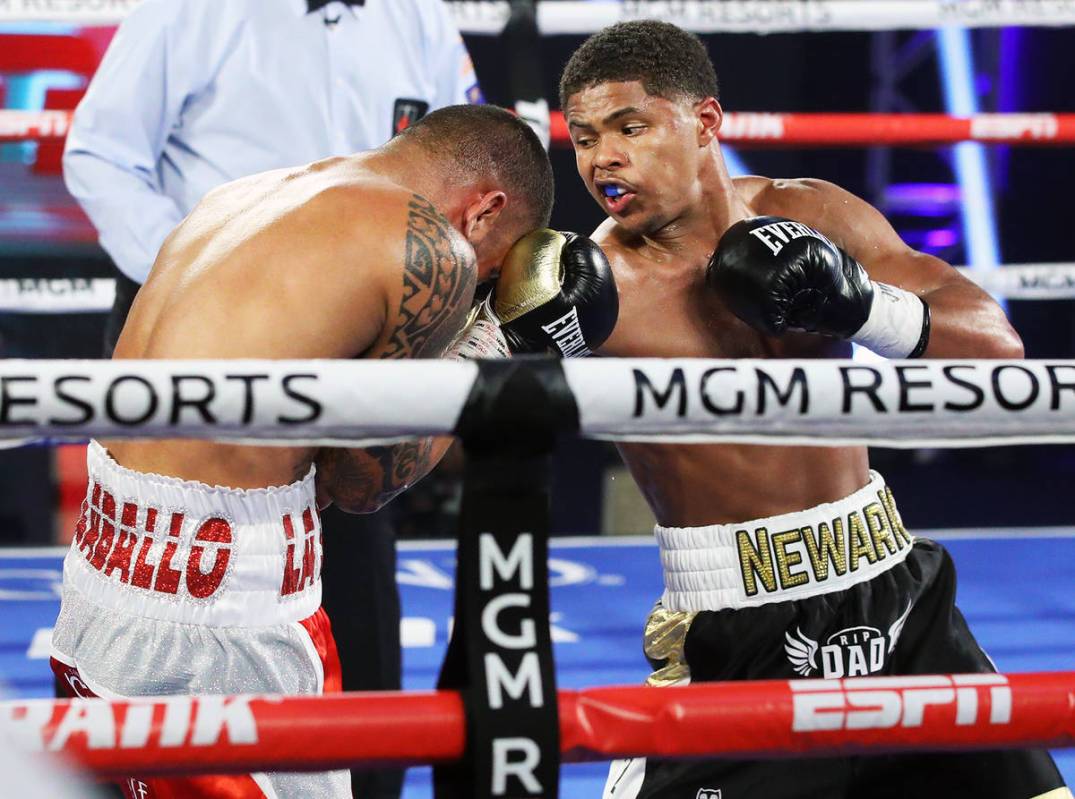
[299,508,317,590]
[130,536,156,589]
[152,513,184,594]
[185,518,232,599]
[89,490,117,570]
[72,494,91,548]
[103,503,141,583]
[280,514,301,596]
[78,483,102,559]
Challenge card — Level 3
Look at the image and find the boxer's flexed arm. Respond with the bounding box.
[711,178,1023,359]
[317,194,476,514]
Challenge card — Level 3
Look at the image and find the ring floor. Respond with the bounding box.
[1,530,1072,796]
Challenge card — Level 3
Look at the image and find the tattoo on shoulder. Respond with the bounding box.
[382,195,475,359]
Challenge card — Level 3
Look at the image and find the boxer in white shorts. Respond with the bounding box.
[50,105,554,798]
[51,442,349,797]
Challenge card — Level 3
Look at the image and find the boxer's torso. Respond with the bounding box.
[596,175,869,527]
[106,154,471,490]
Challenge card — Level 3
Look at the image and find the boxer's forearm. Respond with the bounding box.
[316,436,453,514]
[918,281,1024,359]
[858,248,1023,360]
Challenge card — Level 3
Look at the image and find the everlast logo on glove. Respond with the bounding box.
[540,307,590,357]
[392,98,429,137]
[493,228,618,357]
[746,219,825,257]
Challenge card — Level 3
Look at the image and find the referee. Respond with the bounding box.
[63,2,482,797]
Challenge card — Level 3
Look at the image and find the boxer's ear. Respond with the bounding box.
[462,190,507,245]
[696,97,723,146]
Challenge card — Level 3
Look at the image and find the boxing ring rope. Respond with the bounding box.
[549,112,1075,148]
[4,0,1075,32]
[0,354,1071,792]
[3,262,1075,315]
[8,110,1075,148]
[0,278,116,313]
[1,358,1075,447]
[4,6,1073,795]
[6,106,1073,315]
[3,671,1075,777]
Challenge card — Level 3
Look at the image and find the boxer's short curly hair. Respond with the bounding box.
[559,21,719,108]
[400,104,553,230]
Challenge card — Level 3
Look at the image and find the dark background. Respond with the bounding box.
[1,24,1073,543]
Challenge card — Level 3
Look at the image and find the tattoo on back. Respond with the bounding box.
[382,195,475,359]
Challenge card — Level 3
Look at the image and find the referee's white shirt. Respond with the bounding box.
[63,0,481,283]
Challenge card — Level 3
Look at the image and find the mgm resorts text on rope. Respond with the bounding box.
[630,363,1075,418]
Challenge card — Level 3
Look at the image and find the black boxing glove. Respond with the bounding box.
[707,216,930,358]
[492,229,618,357]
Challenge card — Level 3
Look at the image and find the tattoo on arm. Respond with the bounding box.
[320,198,472,511]
[318,438,437,514]
[382,195,475,359]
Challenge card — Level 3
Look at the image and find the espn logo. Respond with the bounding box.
[791,674,1011,732]
[970,113,1058,141]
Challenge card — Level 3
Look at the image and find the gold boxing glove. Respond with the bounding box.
[493,229,618,357]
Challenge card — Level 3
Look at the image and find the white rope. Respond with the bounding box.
[0,359,477,446]
[452,1,1075,35]
[0,278,114,314]
[565,358,1075,447]
[956,264,1075,300]
[1,358,1074,448]
[4,0,1075,32]
[1,265,1072,315]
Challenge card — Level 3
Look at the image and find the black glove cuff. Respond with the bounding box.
[907,297,931,359]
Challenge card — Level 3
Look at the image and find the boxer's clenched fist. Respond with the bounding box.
[707,216,930,358]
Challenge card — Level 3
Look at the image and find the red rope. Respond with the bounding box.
[549,112,1075,147]
[4,672,1074,777]
[3,110,1075,146]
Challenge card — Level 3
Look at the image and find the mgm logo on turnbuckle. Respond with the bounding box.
[785,603,912,678]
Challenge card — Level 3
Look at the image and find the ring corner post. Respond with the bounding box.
[435,356,578,799]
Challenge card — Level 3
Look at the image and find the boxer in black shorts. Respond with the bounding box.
[557,21,1069,799]
[612,522,1065,798]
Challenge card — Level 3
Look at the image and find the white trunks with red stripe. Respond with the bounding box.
[50,441,350,799]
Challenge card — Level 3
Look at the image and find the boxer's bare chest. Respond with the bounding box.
[595,241,866,528]
[602,247,774,359]
[600,228,848,362]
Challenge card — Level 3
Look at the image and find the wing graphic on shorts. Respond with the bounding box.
[784,627,819,676]
[887,600,914,653]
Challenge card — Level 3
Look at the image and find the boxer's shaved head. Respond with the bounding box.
[398,104,554,230]
[559,20,719,107]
